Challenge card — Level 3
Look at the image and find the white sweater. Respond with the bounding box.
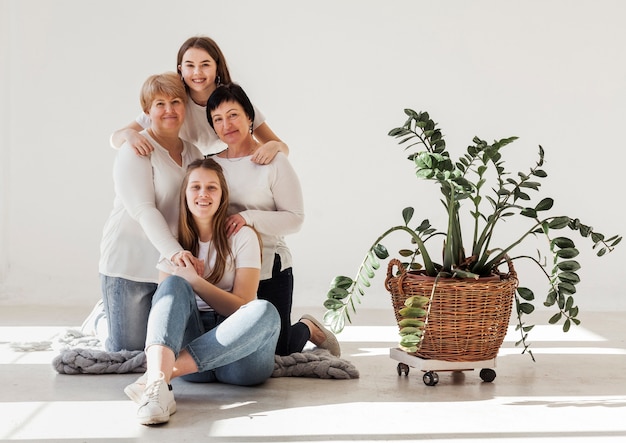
[99,132,202,282]
[213,152,304,280]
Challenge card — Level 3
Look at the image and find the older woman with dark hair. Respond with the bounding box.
[207,83,340,357]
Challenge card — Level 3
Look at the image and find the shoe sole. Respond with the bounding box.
[138,402,177,425]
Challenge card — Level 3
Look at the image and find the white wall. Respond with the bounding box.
[1,0,625,316]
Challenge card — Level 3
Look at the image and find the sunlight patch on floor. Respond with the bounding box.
[208,397,626,439]
[0,401,141,440]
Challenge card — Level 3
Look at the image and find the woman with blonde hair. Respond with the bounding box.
[99,72,202,352]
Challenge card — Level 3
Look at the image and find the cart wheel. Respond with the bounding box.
[423,371,439,386]
[479,368,496,382]
[397,363,410,376]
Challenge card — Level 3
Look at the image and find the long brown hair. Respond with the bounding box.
[178,158,231,284]
[176,36,233,94]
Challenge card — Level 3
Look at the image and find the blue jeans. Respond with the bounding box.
[146,275,280,386]
[100,274,156,352]
[257,254,309,356]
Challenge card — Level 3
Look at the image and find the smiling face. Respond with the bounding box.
[185,167,223,221]
[178,47,219,96]
[210,100,252,147]
[148,93,186,134]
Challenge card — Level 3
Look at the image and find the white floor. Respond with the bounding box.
[1,305,625,442]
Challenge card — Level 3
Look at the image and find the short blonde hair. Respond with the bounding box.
[139,72,187,113]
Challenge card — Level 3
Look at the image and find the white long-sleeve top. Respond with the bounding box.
[99,131,202,283]
[213,153,304,280]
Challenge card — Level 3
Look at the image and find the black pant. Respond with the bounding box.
[257,254,309,356]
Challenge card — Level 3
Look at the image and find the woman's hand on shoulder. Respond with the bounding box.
[251,140,289,165]
[111,121,154,156]
[226,214,247,237]
[125,130,155,156]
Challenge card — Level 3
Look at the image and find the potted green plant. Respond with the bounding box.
[323,109,621,360]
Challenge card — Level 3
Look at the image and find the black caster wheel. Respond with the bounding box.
[479,368,496,382]
[397,363,410,376]
[423,371,439,386]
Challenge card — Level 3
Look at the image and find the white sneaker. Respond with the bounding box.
[124,373,147,404]
[136,372,176,425]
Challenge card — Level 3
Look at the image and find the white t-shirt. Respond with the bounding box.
[136,97,266,156]
[157,226,261,311]
[212,153,304,280]
[99,131,203,282]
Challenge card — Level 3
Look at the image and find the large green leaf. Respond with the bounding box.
[549,217,570,229]
[402,207,414,225]
[330,275,353,289]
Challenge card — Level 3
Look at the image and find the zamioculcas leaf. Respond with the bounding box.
[417,219,431,231]
[519,302,535,314]
[557,260,581,271]
[327,287,349,300]
[591,232,605,242]
[357,274,371,287]
[549,217,570,229]
[323,299,343,310]
[549,312,562,324]
[517,287,534,301]
[558,282,577,295]
[535,197,554,211]
[558,271,580,283]
[373,244,389,259]
[552,237,575,248]
[556,248,579,258]
[563,319,571,332]
[402,207,414,225]
[331,276,353,289]
[361,265,375,279]
[399,249,414,257]
[367,251,380,270]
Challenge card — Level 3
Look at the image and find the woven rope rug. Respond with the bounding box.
[11,329,359,379]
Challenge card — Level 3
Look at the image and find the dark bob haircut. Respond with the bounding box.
[206,83,255,131]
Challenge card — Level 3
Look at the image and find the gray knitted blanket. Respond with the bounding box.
[13,329,359,379]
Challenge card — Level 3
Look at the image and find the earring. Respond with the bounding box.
[250,124,253,134]
[215,75,221,86]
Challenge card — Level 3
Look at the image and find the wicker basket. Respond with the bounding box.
[385,258,518,362]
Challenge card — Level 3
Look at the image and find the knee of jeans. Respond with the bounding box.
[181,370,216,383]
[161,275,194,296]
[250,299,280,330]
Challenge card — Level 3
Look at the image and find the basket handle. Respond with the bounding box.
[497,255,518,280]
[384,258,406,293]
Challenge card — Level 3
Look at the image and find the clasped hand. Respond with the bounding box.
[171,250,204,278]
